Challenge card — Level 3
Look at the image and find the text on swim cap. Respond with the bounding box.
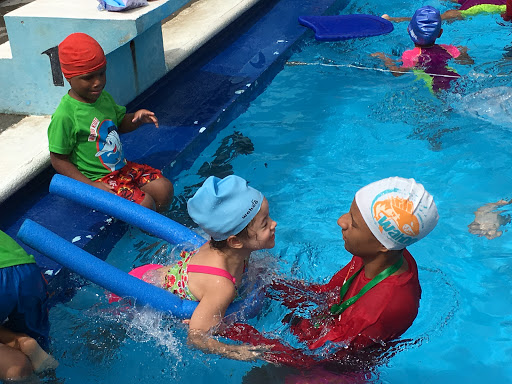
[242,199,259,220]
[409,28,418,42]
[377,216,418,246]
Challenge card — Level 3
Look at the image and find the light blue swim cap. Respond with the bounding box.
[408,6,442,46]
[187,175,264,241]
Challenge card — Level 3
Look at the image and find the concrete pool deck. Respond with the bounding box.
[0,0,261,204]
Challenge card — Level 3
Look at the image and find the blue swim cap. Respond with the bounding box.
[187,175,264,241]
[408,6,442,46]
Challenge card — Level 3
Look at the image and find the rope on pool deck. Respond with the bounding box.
[285,61,509,79]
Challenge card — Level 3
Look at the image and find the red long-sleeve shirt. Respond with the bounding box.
[288,249,421,350]
[222,250,421,367]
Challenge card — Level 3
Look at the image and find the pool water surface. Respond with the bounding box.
[44,0,512,382]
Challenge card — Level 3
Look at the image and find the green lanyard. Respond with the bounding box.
[329,256,404,316]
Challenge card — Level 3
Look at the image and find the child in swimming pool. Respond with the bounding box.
[382,0,507,22]
[372,6,473,93]
[139,175,276,361]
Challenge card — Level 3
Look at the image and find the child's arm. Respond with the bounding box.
[186,280,269,361]
[371,52,410,77]
[50,152,114,193]
[188,329,270,361]
[441,9,464,21]
[381,14,412,22]
[118,109,159,133]
[468,200,512,240]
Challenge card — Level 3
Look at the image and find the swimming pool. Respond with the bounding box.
[21,0,512,382]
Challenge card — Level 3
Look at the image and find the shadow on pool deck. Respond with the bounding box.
[0,0,35,45]
[0,0,35,131]
[0,113,24,133]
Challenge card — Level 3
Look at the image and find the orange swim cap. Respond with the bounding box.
[58,33,107,80]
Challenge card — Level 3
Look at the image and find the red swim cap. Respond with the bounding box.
[58,33,107,80]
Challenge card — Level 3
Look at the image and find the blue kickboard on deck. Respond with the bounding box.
[298,14,393,41]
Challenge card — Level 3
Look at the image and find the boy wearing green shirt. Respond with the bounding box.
[48,32,173,212]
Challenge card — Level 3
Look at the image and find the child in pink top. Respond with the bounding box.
[116,175,277,361]
[372,6,473,93]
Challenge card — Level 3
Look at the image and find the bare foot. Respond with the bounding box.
[18,337,59,373]
[32,354,59,374]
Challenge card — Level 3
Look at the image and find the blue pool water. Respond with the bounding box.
[42,1,512,383]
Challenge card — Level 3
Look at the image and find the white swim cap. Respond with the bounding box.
[355,177,439,250]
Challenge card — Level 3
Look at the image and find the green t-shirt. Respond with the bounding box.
[48,91,127,180]
[0,230,36,268]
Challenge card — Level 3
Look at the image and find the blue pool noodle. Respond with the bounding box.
[18,219,263,319]
[49,174,204,248]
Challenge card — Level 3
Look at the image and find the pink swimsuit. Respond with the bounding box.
[401,44,461,92]
[162,250,236,301]
[108,250,236,303]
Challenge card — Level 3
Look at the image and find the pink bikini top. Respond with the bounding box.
[187,265,236,285]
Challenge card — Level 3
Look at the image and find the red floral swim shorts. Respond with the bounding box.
[95,161,163,204]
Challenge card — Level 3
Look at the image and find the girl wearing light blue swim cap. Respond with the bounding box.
[141,175,276,361]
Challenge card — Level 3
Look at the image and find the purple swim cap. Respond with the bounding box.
[408,6,442,46]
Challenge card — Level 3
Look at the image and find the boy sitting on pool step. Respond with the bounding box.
[48,33,174,212]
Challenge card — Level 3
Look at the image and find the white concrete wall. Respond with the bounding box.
[0,0,264,203]
[0,0,188,115]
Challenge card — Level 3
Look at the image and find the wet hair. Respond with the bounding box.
[209,216,255,250]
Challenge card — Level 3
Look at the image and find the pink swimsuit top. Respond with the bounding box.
[187,264,236,284]
[107,255,238,304]
[164,250,240,301]
[401,44,462,92]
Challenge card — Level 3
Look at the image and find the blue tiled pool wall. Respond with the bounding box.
[0,0,349,276]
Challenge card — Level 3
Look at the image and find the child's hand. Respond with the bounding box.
[92,181,115,193]
[468,200,512,240]
[371,52,387,60]
[132,109,159,128]
[229,344,273,361]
